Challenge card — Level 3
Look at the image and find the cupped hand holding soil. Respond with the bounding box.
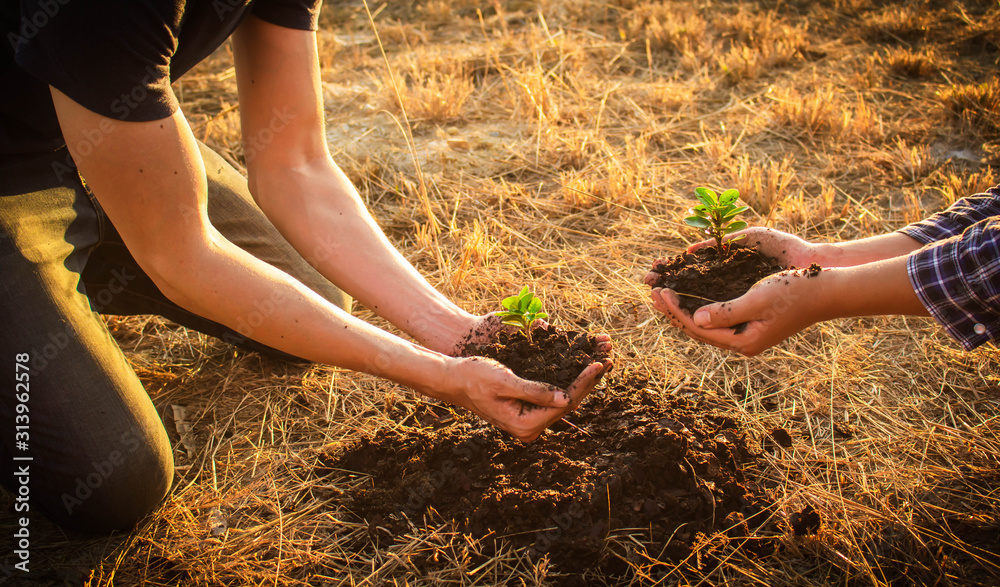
[646,242,787,315]
[650,267,824,356]
[683,227,826,269]
[645,227,821,354]
[643,227,826,303]
[444,355,607,442]
[449,314,613,441]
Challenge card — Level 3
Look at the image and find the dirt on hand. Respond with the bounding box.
[317,369,774,584]
[459,323,609,390]
[648,244,786,315]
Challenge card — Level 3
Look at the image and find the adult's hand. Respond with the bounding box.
[436,314,612,441]
[442,355,610,442]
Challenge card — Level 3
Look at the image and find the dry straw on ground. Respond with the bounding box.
[4,0,999,585]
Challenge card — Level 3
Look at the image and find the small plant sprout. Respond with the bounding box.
[684,187,749,258]
[497,286,548,343]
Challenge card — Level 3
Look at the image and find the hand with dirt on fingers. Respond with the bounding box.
[440,314,613,441]
[650,268,824,356]
[644,227,823,289]
[444,354,610,442]
[650,254,928,356]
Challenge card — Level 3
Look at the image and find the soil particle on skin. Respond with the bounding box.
[648,244,785,315]
[459,324,609,390]
[806,263,822,277]
[317,369,774,582]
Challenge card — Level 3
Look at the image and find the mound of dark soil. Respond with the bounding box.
[317,370,772,583]
[459,323,608,390]
[648,244,786,315]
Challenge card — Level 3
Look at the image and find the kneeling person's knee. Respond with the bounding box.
[46,430,173,533]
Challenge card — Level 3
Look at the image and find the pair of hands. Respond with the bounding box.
[645,227,828,356]
[440,315,613,443]
[444,228,816,440]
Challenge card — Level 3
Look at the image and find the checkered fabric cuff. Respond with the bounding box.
[898,188,1000,245]
[906,224,999,350]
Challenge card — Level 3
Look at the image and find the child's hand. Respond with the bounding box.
[687,227,825,268]
[650,267,826,356]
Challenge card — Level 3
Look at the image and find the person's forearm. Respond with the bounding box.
[814,232,924,267]
[250,160,475,353]
[157,227,459,400]
[812,254,929,321]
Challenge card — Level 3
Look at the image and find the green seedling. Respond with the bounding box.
[684,187,749,258]
[497,286,548,343]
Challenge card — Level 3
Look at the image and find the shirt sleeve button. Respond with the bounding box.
[974,323,987,335]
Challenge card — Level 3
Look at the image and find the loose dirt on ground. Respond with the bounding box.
[319,368,772,584]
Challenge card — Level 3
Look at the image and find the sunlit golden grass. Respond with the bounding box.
[938,77,1000,140]
[5,1,999,585]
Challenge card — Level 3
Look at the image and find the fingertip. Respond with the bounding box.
[661,288,680,306]
[693,309,710,326]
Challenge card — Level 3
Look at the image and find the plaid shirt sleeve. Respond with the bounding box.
[897,185,1000,350]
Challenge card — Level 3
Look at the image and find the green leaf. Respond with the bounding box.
[729,233,747,243]
[719,188,740,206]
[501,317,525,328]
[518,285,530,298]
[691,204,707,213]
[694,186,718,208]
[684,216,712,228]
[724,220,748,233]
[501,295,519,310]
[517,292,535,312]
[535,312,548,320]
[722,205,749,220]
[527,297,543,313]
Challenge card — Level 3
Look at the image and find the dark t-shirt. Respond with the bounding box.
[0,0,321,157]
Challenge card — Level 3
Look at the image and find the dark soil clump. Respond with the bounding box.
[765,427,794,450]
[648,244,786,315]
[317,370,773,583]
[790,504,822,536]
[460,324,608,389]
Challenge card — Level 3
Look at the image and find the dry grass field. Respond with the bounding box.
[4,0,1000,585]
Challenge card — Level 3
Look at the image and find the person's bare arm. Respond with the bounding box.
[231,16,479,353]
[49,88,605,442]
[230,15,610,378]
